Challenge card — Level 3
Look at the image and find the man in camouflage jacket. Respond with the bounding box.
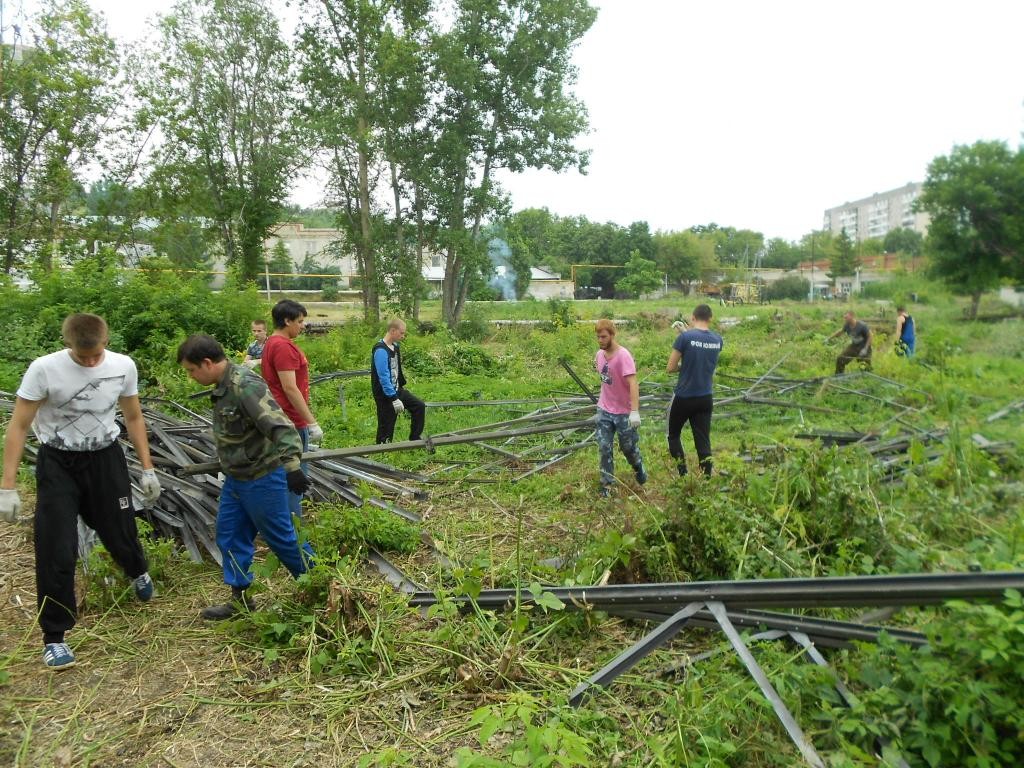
[178,334,315,619]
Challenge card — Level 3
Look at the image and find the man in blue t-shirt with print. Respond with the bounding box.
[666,304,723,477]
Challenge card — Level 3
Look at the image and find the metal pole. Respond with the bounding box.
[182,417,595,474]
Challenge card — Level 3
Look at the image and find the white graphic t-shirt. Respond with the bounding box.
[17,349,139,450]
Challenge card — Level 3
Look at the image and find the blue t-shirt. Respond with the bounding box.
[673,328,723,398]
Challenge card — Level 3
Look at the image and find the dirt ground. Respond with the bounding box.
[0,507,471,768]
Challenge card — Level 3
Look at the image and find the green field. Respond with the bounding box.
[2,280,1023,767]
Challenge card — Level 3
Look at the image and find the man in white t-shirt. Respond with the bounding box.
[0,313,163,670]
[594,318,647,498]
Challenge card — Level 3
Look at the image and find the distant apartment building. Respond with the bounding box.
[822,182,929,242]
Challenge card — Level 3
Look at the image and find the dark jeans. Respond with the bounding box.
[34,443,148,641]
[595,408,645,488]
[835,344,871,374]
[667,394,714,475]
[374,389,426,443]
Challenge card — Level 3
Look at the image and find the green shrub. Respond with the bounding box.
[763,275,809,301]
[831,590,1024,767]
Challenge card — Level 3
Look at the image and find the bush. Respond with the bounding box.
[547,298,578,329]
[764,275,809,301]
[831,590,1024,767]
[0,258,266,389]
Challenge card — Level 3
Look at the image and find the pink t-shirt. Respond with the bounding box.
[596,346,637,415]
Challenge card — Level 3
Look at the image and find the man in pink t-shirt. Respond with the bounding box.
[594,319,647,497]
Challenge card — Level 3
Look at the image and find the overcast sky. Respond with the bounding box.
[9,0,1024,241]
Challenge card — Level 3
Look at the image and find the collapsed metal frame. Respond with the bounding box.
[405,570,1024,768]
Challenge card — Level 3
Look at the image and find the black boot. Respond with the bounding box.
[201,587,256,620]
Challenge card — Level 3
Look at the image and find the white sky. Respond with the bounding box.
[8,0,1024,241]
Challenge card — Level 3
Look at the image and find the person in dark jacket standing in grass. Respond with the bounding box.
[178,334,314,620]
[667,304,723,477]
[371,318,425,444]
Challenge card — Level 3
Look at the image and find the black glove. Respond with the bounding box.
[286,469,310,495]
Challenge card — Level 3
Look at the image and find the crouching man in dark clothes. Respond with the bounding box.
[829,311,872,374]
[177,335,314,619]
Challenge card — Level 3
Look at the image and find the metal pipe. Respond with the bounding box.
[410,571,1024,610]
[182,417,596,474]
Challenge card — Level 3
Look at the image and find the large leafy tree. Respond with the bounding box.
[297,0,428,321]
[426,0,596,328]
[0,0,117,274]
[883,227,923,256]
[616,250,661,298]
[918,140,1024,318]
[142,0,302,282]
[654,229,715,290]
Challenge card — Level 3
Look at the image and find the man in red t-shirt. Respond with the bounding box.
[261,299,321,515]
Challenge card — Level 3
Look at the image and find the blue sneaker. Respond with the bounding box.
[598,486,612,499]
[635,467,648,485]
[133,572,154,602]
[43,642,76,670]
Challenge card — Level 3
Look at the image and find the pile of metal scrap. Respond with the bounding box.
[714,368,930,422]
[0,392,430,564]
[408,570,1024,768]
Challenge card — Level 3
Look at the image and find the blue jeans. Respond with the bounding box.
[595,408,645,488]
[218,468,315,589]
[288,427,310,517]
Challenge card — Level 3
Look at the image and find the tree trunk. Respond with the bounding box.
[969,291,982,320]
[413,182,424,321]
[441,174,467,329]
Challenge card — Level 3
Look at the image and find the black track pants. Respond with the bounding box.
[667,394,714,475]
[34,443,148,639]
[374,389,426,444]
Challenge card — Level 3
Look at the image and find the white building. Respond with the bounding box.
[823,182,930,242]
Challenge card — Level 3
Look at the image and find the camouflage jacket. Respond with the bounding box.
[211,362,303,480]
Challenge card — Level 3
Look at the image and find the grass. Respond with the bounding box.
[2,289,1024,766]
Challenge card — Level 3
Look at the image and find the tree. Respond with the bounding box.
[883,226,924,256]
[616,250,661,298]
[654,229,714,289]
[142,0,302,282]
[297,0,428,321]
[918,140,1024,318]
[828,228,860,280]
[426,0,596,328]
[0,0,117,273]
[859,237,884,256]
[762,237,802,269]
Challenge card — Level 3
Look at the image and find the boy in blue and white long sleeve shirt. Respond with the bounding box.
[370,318,426,443]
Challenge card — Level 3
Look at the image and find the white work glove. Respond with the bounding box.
[139,469,162,507]
[0,489,21,522]
[671,320,687,332]
[628,410,641,428]
[858,347,870,358]
[243,359,259,369]
[392,399,405,414]
[307,423,324,447]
